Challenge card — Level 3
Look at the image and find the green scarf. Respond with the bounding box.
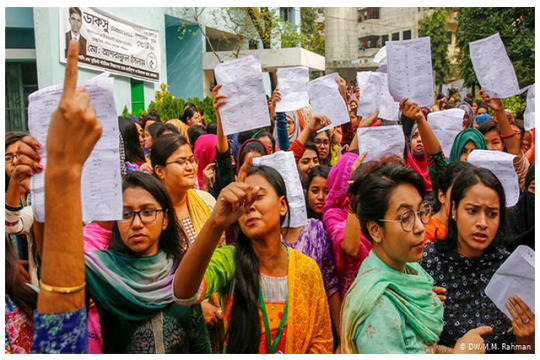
[449,128,487,162]
[341,251,443,354]
[85,249,179,322]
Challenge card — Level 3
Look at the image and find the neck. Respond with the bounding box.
[283,226,303,244]
[373,246,406,273]
[252,232,288,276]
[170,187,189,208]
[456,237,483,258]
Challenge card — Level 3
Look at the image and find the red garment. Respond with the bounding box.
[288,139,306,163]
[194,134,217,188]
[406,150,433,192]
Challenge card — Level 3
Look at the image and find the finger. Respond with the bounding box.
[17,155,43,172]
[18,260,29,267]
[18,142,41,162]
[512,296,534,318]
[214,94,228,101]
[509,296,528,321]
[373,108,380,118]
[433,286,447,293]
[506,301,520,324]
[212,83,222,94]
[238,152,253,183]
[20,136,42,151]
[62,39,80,99]
[399,98,409,109]
[76,90,91,109]
[473,326,493,337]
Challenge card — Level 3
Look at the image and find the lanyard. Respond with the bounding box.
[259,246,289,354]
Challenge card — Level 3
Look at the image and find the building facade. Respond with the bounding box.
[5,7,302,132]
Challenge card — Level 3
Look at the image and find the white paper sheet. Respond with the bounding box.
[427,108,466,158]
[356,72,399,121]
[357,125,406,162]
[214,55,271,136]
[524,84,535,131]
[276,66,310,113]
[374,46,387,73]
[253,151,308,228]
[308,72,350,132]
[28,73,122,222]
[485,246,535,320]
[386,36,435,107]
[469,33,521,99]
[467,150,520,207]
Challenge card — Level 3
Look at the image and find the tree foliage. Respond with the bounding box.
[300,7,325,56]
[456,7,535,92]
[419,8,451,89]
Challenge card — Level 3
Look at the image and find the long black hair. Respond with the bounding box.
[118,117,145,163]
[306,165,330,219]
[227,165,290,354]
[182,107,201,124]
[348,156,426,243]
[187,125,207,147]
[238,139,269,171]
[435,166,506,254]
[110,172,184,258]
[5,238,37,318]
[150,133,191,169]
[432,161,473,213]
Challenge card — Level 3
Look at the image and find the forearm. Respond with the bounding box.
[495,108,521,155]
[38,167,86,314]
[416,116,442,154]
[174,217,225,299]
[341,211,362,256]
[6,179,23,208]
[328,292,342,337]
[349,132,359,151]
[297,125,314,145]
[216,113,229,153]
[275,112,290,150]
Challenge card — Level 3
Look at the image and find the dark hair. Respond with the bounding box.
[306,165,331,219]
[5,132,28,189]
[309,130,332,163]
[254,130,276,152]
[140,110,160,130]
[478,120,500,136]
[184,102,196,110]
[110,172,183,258]
[156,123,180,138]
[238,129,260,146]
[433,162,473,213]
[69,7,82,17]
[436,166,506,253]
[227,165,290,353]
[151,133,191,168]
[238,140,269,169]
[187,125,207,147]
[5,239,37,318]
[348,156,426,243]
[147,122,165,141]
[118,117,145,163]
[477,102,489,112]
[303,141,320,160]
[182,107,201,124]
[206,122,217,135]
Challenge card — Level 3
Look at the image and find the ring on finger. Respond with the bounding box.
[523,318,530,324]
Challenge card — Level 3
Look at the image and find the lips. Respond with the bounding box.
[472,232,489,242]
[129,233,147,241]
[245,218,260,227]
[314,202,324,210]
[412,240,424,249]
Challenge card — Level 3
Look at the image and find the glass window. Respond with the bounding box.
[392,32,400,41]
[5,62,37,132]
[382,35,389,46]
[403,30,412,40]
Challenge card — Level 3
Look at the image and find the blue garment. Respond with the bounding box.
[32,307,89,354]
[275,112,290,150]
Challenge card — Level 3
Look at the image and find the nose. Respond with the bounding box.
[476,212,488,230]
[131,213,144,229]
[413,212,426,235]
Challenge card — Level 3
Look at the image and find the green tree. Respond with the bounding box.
[419,8,451,90]
[300,7,325,56]
[456,7,535,95]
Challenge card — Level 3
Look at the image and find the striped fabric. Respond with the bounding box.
[260,273,288,303]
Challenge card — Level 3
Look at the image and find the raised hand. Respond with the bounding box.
[47,39,102,171]
[358,108,379,128]
[506,295,535,345]
[308,115,332,132]
[268,87,281,119]
[479,89,503,112]
[351,152,368,174]
[400,98,425,123]
[210,153,259,229]
[336,76,347,103]
[453,326,492,354]
[202,163,216,191]
[433,286,447,303]
[12,136,42,192]
[212,83,228,116]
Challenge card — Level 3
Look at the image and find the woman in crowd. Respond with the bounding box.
[187,124,207,148]
[341,158,491,354]
[254,130,276,154]
[505,164,535,251]
[457,102,476,129]
[145,122,164,155]
[193,133,217,190]
[421,166,535,353]
[311,130,333,166]
[182,107,203,127]
[297,142,320,186]
[425,162,472,243]
[173,160,333,353]
[118,116,146,173]
[305,165,330,220]
[156,123,180,137]
[405,124,433,196]
[330,127,344,164]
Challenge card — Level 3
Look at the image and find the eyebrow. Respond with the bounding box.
[123,203,158,209]
[464,202,500,210]
[396,203,413,212]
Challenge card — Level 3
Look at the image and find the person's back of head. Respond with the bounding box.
[156,123,180,138]
[187,124,207,147]
[206,122,217,135]
[118,116,145,163]
[238,129,260,146]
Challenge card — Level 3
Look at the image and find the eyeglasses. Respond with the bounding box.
[118,209,163,224]
[5,154,18,163]
[165,157,198,168]
[314,139,330,146]
[378,204,432,232]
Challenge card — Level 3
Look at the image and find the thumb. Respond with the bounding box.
[473,326,493,337]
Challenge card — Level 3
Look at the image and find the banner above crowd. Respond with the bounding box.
[58,7,161,82]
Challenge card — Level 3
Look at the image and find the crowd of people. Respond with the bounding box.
[5,39,535,354]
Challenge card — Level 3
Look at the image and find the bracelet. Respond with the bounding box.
[500,132,516,139]
[40,279,86,294]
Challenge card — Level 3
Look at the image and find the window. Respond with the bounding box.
[5,62,38,132]
[280,7,292,22]
[359,35,381,50]
[381,34,389,46]
[403,30,412,40]
[130,79,145,115]
[392,32,400,41]
[358,8,380,22]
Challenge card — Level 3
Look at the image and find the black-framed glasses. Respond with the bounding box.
[314,139,330,146]
[5,154,18,163]
[378,204,432,232]
[118,209,163,224]
[165,157,198,168]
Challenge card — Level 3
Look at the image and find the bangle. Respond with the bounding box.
[40,279,86,294]
[501,132,516,139]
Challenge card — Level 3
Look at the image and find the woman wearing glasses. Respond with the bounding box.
[151,133,225,352]
[340,157,491,354]
[310,130,333,166]
[420,166,535,353]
